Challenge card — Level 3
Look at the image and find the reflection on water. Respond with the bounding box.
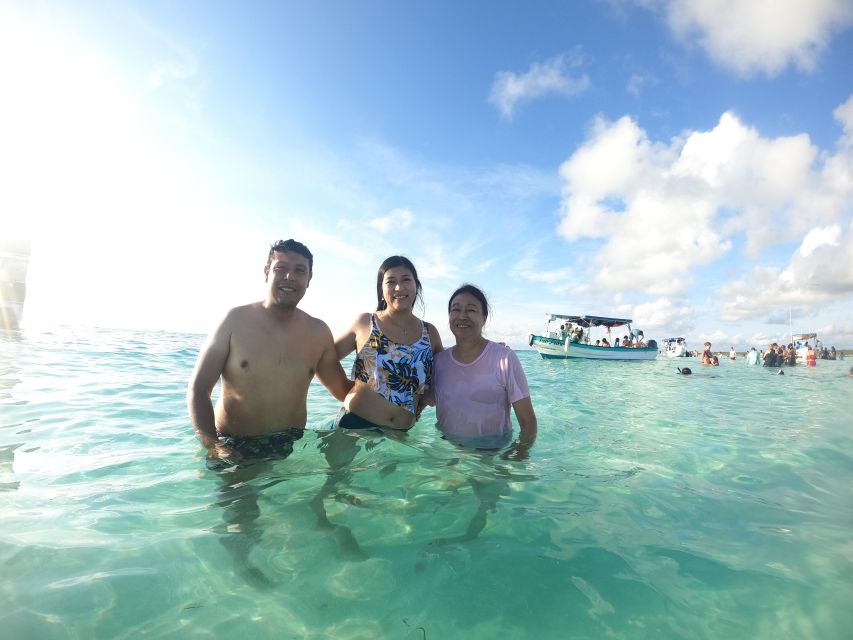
[211,462,280,588]
[311,430,368,561]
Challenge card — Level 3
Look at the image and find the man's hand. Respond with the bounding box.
[208,441,241,463]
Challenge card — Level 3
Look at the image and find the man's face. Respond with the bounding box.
[264,250,312,308]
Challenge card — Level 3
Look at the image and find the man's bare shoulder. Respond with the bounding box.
[216,302,264,327]
[298,309,337,337]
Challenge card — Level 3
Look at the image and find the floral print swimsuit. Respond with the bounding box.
[352,314,434,414]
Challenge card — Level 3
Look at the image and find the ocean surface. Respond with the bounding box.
[1,326,852,639]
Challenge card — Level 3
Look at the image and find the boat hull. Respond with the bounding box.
[529,335,657,360]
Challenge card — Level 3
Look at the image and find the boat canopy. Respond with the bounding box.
[793,333,817,341]
[662,337,686,342]
[545,313,633,329]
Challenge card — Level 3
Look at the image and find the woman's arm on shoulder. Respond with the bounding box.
[427,322,444,354]
[335,312,371,359]
[314,320,355,401]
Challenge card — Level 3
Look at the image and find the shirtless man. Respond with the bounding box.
[187,239,353,463]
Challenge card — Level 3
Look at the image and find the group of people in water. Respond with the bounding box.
[701,341,846,368]
[187,239,538,468]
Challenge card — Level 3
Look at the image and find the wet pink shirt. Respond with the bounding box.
[434,340,530,438]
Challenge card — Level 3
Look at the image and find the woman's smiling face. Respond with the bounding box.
[448,291,486,340]
[382,266,416,311]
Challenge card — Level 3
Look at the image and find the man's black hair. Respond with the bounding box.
[268,239,313,272]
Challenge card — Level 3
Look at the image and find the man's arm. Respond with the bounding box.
[315,323,354,402]
[187,314,232,456]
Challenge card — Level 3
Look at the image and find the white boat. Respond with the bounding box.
[528,313,657,360]
[0,239,30,331]
[661,337,689,357]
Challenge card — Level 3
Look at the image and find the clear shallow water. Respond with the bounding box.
[1,327,852,639]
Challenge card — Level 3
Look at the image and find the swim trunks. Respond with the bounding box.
[215,428,304,462]
[352,314,434,413]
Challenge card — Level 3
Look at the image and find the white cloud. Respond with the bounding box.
[719,221,853,322]
[368,208,414,234]
[626,71,656,97]
[631,297,694,334]
[799,225,841,257]
[659,0,853,76]
[488,52,591,120]
[556,101,853,296]
[834,94,853,139]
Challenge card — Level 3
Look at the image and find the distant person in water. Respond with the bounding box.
[763,345,776,367]
[746,347,760,365]
[701,341,712,365]
[335,256,443,430]
[806,346,817,367]
[430,284,537,460]
[187,239,353,464]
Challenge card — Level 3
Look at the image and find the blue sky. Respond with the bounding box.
[2,0,852,350]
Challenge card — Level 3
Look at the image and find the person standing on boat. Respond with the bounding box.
[430,284,537,460]
[187,239,354,464]
[335,256,443,430]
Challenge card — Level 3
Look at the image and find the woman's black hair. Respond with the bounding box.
[448,284,490,320]
[376,256,423,312]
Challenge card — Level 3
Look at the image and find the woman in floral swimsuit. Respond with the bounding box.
[335,256,443,430]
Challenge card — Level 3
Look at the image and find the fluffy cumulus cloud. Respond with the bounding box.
[488,52,590,120]
[630,297,695,334]
[557,97,853,300]
[657,0,853,76]
[719,221,853,321]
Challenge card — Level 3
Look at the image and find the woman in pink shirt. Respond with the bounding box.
[433,285,537,460]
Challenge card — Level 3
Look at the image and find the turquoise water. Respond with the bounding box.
[1,327,852,639]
